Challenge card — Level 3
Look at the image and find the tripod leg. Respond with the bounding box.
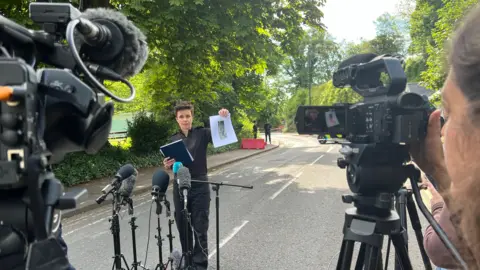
[121,254,131,270]
[354,243,365,270]
[336,240,355,270]
[395,190,408,270]
[406,193,433,270]
[390,234,413,270]
[363,245,382,270]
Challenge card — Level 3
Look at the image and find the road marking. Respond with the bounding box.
[63,199,153,236]
[269,171,303,200]
[327,146,334,152]
[208,220,249,259]
[310,155,324,165]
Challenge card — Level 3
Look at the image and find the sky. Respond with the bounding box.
[322,0,402,42]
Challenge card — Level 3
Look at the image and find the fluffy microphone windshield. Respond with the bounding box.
[119,168,138,197]
[177,167,191,189]
[80,8,149,78]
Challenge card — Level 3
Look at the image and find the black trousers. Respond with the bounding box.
[265,132,271,144]
[173,176,211,270]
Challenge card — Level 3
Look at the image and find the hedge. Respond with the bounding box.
[53,140,243,187]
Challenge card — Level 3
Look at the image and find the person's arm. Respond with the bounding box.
[205,127,212,144]
[423,202,462,269]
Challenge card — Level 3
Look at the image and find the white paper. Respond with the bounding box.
[325,110,340,128]
[209,114,238,148]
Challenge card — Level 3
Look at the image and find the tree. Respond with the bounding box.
[369,13,409,56]
[409,0,444,57]
[342,39,374,57]
[284,29,343,91]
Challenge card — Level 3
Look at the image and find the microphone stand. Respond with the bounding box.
[153,194,175,270]
[181,188,195,270]
[165,199,175,254]
[190,179,253,270]
[127,197,142,270]
[96,190,131,270]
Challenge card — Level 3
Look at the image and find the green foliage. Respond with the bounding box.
[409,0,444,56]
[53,144,162,187]
[126,111,175,154]
[284,30,343,90]
[370,13,409,55]
[421,0,478,90]
[405,56,426,82]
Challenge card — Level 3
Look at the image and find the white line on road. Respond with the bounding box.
[208,220,249,259]
[310,155,324,165]
[327,146,334,152]
[269,171,303,200]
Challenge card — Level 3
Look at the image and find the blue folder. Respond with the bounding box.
[159,139,194,165]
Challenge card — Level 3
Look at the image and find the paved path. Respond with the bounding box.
[62,133,431,270]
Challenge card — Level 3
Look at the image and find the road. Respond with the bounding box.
[62,133,430,270]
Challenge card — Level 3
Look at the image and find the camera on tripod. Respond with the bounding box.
[295,54,435,199]
[0,2,145,269]
[295,54,439,269]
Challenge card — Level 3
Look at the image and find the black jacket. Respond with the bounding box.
[170,127,212,189]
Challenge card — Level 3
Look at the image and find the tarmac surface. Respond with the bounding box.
[62,133,431,269]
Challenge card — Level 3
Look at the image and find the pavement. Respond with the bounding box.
[63,137,280,218]
[62,133,431,270]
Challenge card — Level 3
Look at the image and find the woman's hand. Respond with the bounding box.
[163,157,175,170]
[422,174,444,206]
[218,108,229,117]
[410,110,451,191]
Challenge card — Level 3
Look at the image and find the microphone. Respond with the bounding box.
[151,169,170,201]
[76,8,148,78]
[101,164,136,195]
[118,168,138,198]
[177,167,191,209]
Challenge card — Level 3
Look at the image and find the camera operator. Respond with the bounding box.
[410,3,480,268]
[163,101,229,270]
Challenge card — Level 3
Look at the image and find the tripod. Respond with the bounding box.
[153,194,175,270]
[387,187,431,270]
[189,179,253,270]
[335,143,426,270]
[336,193,414,269]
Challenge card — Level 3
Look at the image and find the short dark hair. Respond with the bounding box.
[174,100,194,116]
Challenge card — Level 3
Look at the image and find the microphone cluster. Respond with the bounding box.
[98,163,178,270]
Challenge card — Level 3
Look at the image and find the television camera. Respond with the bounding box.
[0,2,146,270]
[295,54,467,269]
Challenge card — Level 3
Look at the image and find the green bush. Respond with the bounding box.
[53,144,162,187]
[127,111,174,154]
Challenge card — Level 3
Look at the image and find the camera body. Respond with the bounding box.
[295,55,434,145]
